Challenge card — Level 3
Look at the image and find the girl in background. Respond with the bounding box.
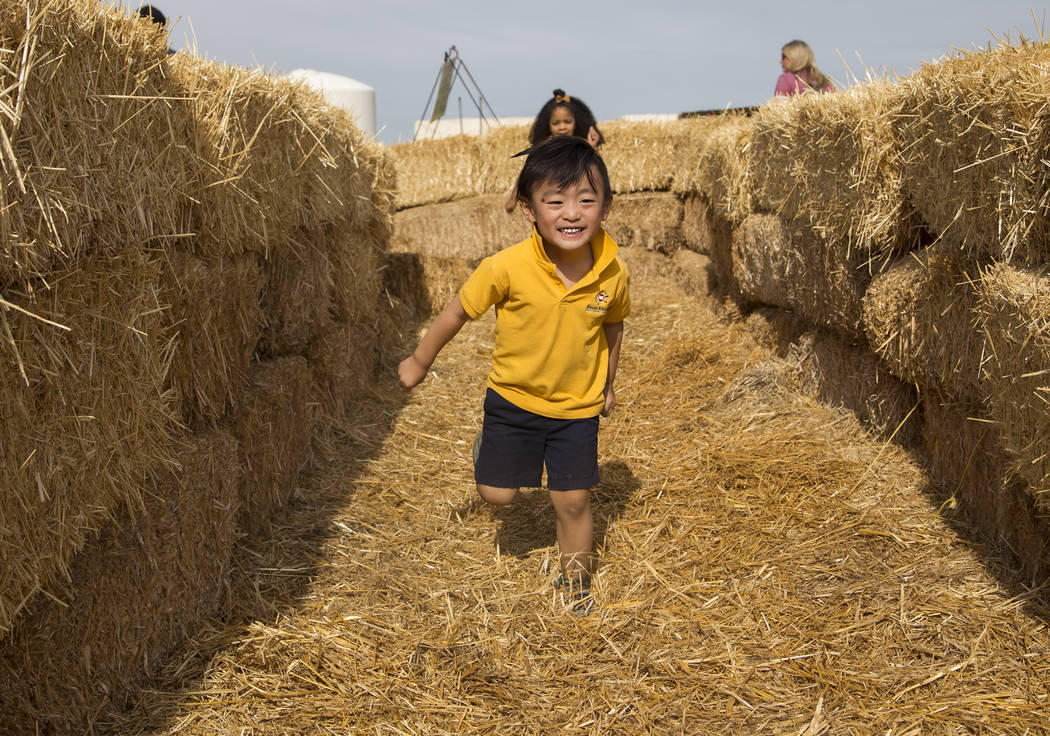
[527,89,603,148]
[505,89,604,212]
[775,40,835,97]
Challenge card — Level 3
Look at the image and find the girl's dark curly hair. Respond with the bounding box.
[527,89,605,146]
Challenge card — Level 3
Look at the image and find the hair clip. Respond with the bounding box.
[554,93,571,103]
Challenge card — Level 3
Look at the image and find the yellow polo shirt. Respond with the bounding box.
[459,227,630,419]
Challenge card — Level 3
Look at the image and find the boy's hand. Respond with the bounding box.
[397,296,470,390]
[398,354,428,389]
[586,125,600,148]
[600,386,616,417]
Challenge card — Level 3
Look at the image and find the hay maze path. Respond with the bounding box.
[111,249,1049,735]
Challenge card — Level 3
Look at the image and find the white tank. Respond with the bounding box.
[285,68,377,137]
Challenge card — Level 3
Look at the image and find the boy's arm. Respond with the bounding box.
[398,295,471,389]
[601,321,624,417]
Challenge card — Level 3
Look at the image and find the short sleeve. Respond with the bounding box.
[458,255,508,319]
[774,72,799,97]
[604,266,630,322]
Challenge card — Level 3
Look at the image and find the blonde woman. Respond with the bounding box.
[775,40,834,96]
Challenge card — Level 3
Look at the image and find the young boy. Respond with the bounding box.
[398,135,629,614]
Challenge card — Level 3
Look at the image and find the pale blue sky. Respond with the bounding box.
[133,1,1048,143]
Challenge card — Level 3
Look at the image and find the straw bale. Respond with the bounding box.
[604,191,684,252]
[291,93,397,233]
[392,122,529,208]
[161,250,265,427]
[744,304,807,355]
[890,40,1050,265]
[167,55,383,258]
[749,83,920,261]
[291,122,393,323]
[601,118,718,193]
[0,249,178,638]
[382,251,475,319]
[0,427,240,734]
[732,213,793,308]
[922,395,1050,582]
[671,248,715,299]
[227,356,315,536]
[389,133,492,209]
[165,56,298,255]
[391,195,532,262]
[733,213,874,339]
[298,146,392,330]
[308,320,380,422]
[474,124,537,196]
[381,251,428,318]
[863,248,989,404]
[704,204,738,299]
[0,0,196,286]
[672,114,753,224]
[255,228,339,357]
[789,327,921,446]
[329,232,385,330]
[680,193,714,254]
[976,264,1050,511]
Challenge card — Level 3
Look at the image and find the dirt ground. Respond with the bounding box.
[103,246,1050,735]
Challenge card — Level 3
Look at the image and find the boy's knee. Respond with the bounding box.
[477,484,518,506]
[552,491,591,520]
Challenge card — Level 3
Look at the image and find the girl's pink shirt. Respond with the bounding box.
[774,71,834,96]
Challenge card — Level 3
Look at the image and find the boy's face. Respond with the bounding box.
[520,172,610,255]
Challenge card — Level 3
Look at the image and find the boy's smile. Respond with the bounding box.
[521,174,609,256]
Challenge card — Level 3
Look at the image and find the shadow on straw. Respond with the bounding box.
[491,459,641,560]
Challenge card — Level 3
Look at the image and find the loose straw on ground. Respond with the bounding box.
[100,247,1050,735]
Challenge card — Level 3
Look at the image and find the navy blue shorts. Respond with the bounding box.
[475,389,600,491]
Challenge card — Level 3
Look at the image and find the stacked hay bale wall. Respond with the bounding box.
[0,1,393,732]
[735,44,1050,582]
[388,38,1050,584]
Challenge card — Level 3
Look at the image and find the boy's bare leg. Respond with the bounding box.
[477,484,518,506]
[549,489,592,580]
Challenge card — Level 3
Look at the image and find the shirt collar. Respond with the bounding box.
[529,226,618,275]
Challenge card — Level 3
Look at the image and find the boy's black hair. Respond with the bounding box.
[138,5,167,25]
[528,89,606,146]
[515,135,612,205]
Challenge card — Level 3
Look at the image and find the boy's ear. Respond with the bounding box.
[519,197,537,223]
[600,197,612,222]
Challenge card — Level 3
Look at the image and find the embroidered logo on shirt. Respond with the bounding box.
[585,290,611,314]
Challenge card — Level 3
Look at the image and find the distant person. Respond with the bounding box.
[137,4,166,26]
[775,40,834,97]
[528,89,604,149]
[504,89,605,212]
[400,136,630,616]
[137,4,175,54]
